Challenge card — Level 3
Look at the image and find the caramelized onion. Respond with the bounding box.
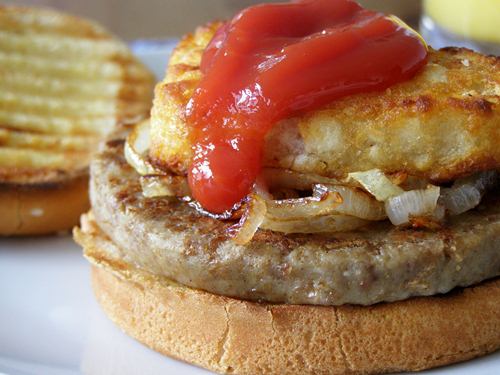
[140,175,190,198]
[324,185,386,220]
[124,120,161,176]
[441,171,498,215]
[124,119,496,240]
[232,185,371,243]
[125,121,191,199]
[348,169,404,201]
[385,185,441,226]
[265,184,342,220]
[231,194,267,245]
[408,204,445,229]
[232,184,374,243]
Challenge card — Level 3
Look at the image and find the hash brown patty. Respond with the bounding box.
[150,23,500,182]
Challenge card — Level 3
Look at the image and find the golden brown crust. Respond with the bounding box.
[150,23,500,182]
[77,224,500,375]
[0,175,89,235]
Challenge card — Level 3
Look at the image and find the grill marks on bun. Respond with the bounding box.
[0,6,154,175]
[0,6,155,235]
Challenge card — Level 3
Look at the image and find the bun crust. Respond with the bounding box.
[0,175,89,235]
[77,223,500,375]
[0,6,155,236]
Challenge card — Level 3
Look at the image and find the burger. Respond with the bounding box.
[74,0,500,373]
[0,6,154,235]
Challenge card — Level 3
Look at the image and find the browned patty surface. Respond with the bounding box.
[89,136,500,305]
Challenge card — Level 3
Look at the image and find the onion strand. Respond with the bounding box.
[124,120,162,176]
[231,194,267,245]
[324,185,386,220]
[348,169,404,201]
[123,123,498,242]
[265,184,342,220]
[385,185,441,226]
[441,171,498,215]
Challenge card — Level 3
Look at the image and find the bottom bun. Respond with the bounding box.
[0,175,89,236]
[78,222,500,375]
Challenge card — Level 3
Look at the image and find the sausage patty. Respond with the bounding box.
[88,136,500,305]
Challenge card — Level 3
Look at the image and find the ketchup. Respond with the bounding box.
[186,0,428,214]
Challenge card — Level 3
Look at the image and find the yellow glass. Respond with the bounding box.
[424,0,500,44]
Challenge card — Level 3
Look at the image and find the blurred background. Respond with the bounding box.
[2,0,499,55]
[2,0,422,40]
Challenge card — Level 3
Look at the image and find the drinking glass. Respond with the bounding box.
[420,0,500,55]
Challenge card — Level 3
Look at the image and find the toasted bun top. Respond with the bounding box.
[0,5,155,184]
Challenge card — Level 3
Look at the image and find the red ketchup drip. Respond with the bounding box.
[186,0,428,214]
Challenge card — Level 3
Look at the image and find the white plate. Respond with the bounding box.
[0,236,498,375]
[0,42,499,375]
[0,236,210,375]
